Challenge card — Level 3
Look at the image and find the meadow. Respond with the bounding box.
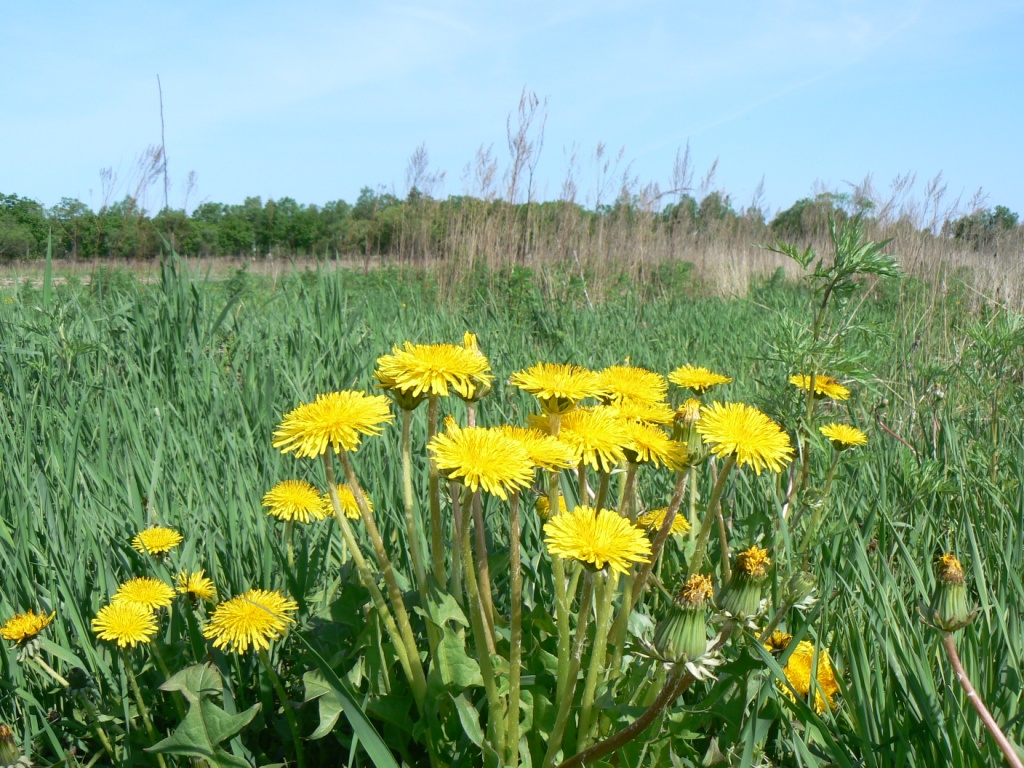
[0,223,1022,767]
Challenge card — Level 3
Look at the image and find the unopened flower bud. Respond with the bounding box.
[925,553,977,631]
[718,546,771,618]
[654,574,713,662]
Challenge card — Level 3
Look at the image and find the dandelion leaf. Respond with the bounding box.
[302,671,344,740]
[146,663,260,767]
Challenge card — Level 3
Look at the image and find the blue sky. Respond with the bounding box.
[2,1,1022,220]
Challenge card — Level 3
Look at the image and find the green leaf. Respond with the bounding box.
[451,692,484,748]
[303,671,344,740]
[435,624,484,690]
[146,663,260,767]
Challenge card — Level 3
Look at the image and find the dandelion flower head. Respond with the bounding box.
[607,397,676,425]
[203,589,298,653]
[736,545,772,580]
[376,342,493,400]
[668,365,733,395]
[92,602,158,648]
[535,494,569,520]
[428,427,535,500]
[936,552,965,584]
[677,574,714,606]
[510,362,606,415]
[789,374,850,401]
[263,479,330,523]
[697,402,794,474]
[132,526,184,555]
[637,507,691,537]
[544,505,652,575]
[781,641,840,714]
[176,570,217,603]
[112,577,175,611]
[497,425,576,470]
[819,423,868,450]
[273,391,394,458]
[531,406,630,473]
[1,610,55,645]
[596,366,668,405]
[622,421,689,469]
[324,483,373,520]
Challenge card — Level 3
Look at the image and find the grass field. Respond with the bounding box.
[0,233,1022,767]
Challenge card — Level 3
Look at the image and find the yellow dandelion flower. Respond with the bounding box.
[510,362,606,415]
[736,545,772,579]
[780,641,840,714]
[819,423,868,450]
[131,526,184,555]
[376,342,493,399]
[678,573,714,605]
[764,630,794,653]
[112,577,176,611]
[696,402,794,474]
[428,427,535,500]
[596,366,668,405]
[497,425,576,470]
[789,374,850,401]
[936,552,965,585]
[637,507,691,536]
[668,365,733,395]
[530,406,630,473]
[544,506,652,575]
[535,494,569,520]
[674,398,702,426]
[324,483,373,520]
[263,479,330,523]
[202,589,298,653]
[607,398,676,425]
[622,421,689,469]
[273,391,394,458]
[1,610,56,645]
[176,571,217,603]
[92,602,158,647]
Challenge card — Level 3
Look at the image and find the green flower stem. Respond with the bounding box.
[402,408,438,656]
[797,374,817,495]
[547,413,572,705]
[31,651,119,760]
[507,491,524,768]
[557,622,736,768]
[715,491,732,585]
[687,464,699,540]
[149,640,186,721]
[543,572,596,768]
[797,450,841,566]
[122,649,168,768]
[576,571,615,752]
[941,632,1024,768]
[594,470,610,512]
[630,471,687,605]
[687,453,737,580]
[401,409,428,597]
[322,455,425,709]
[339,452,427,700]
[471,488,498,645]
[451,485,466,608]
[620,462,639,522]
[427,394,447,585]
[458,482,506,758]
[258,649,306,768]
[30,654,69,687]
[603,462,640,677]
[577,462,588,505]
[283,519,295,571]
[452,486,495,654]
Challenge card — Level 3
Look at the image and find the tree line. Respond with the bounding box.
[1,187,1019,262]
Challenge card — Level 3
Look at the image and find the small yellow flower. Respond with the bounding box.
[535,495,569,520]
[324,483,373,520]
[636,507,691,536]
[428,426,535,500]
[92,602,158,647]
[176,571,217,603]
[607,398,676,425]
[263,480,330,523]
[497,425,576,470]
[677,574,714,605]
[273,391,394,458]
[697,402,794,475]
[1,610,56,645]
[780,641,840,714]
[203,589,298,653]
[819,423,868,450]
[596,366,668,404]
[790,374,850,401]
[936,552,965,584]
[764,630,794,653]
[112,577,176,611]
[668,365,733,395]
[544,506,652,575]
[736,545,772,579]
[532,406,629,473]
[510,362,605,415]
[132,526,184,555]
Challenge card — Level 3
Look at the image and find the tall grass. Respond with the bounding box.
[0,255,1021,765]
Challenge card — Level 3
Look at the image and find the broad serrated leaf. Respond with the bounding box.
[435,624,483,690]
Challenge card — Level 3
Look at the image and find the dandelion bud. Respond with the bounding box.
[925,553,977,631]
[654,575,713,662]
[535,495,568,520]
[374,371,426,411]
[0,724,30,768]
[782,570,817,606]
[718,546,771,619]
[673,399,707,462]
